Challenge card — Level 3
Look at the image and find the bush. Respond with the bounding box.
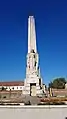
[3,96,6,98]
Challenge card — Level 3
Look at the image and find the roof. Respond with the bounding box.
[0,81,24,86]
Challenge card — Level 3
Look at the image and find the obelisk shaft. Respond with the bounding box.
[28,16,37,53]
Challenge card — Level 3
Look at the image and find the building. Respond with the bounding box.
[0,81,24,91]
[23,16,45,96]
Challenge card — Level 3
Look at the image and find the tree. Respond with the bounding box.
[48,78,66,89]
[1,87,6,91]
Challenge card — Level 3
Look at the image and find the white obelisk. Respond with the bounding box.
[23,16,43,96]
[28,16,37,53]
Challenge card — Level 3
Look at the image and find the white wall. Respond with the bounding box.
[0,86,24,91]
[65,83,67,89]
[0,106,67,119]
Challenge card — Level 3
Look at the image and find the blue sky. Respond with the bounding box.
[0,0,67,85]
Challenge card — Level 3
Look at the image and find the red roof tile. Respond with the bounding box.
[0,81,24,86]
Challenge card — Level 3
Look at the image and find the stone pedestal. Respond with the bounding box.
[23,77,43,96]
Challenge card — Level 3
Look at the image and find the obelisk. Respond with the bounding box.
[23,16,43,96]
[28,16,37,53]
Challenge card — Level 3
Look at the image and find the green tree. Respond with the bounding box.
[1,87,5,91]
[48,78,66,89]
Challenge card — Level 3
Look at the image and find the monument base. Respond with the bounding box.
[23,77,43,96]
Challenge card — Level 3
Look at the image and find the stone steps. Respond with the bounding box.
[22,95,40,105]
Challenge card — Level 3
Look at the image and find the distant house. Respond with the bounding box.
[0,81,24,91]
